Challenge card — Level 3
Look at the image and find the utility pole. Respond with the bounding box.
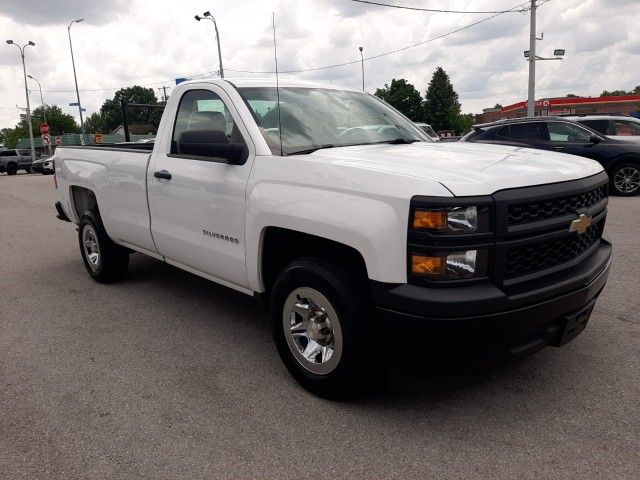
[68,18,86,145]
[6,40,36,164]
[359,46,364,91]
[157,85,170,103]
[525,0,564,117]
[526,0,537,118]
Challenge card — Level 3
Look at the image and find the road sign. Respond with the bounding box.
[55,136,62,146]
[94,133,103,144]
[41,134,51,146]
[69,102,79,106]
[40,123,50,135]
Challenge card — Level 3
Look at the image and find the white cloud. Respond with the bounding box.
[0,0,638,130]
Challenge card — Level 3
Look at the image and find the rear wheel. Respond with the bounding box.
[270,256,378,398]
[78,209,129,283]
[6,164,17,175]
[610,163,640,196]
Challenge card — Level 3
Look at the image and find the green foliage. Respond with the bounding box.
[600,85,640,97]
[374,78,424,121]
[0,105,79,149]
[450,113,474,136]
[90,85,162,134]
[424,67,461,132]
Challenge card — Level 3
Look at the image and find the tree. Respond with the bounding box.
[374,79,424,121]
[84,112,105,134]
[30,105,80,135]
[451,113,474,136]
[423,67,461,132]
[600,86,640,97]
[494,103,503,109]
[0,105,79,149]
[95,86,162,134]
[566,93,580,98]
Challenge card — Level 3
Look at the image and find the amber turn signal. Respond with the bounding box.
[413,210,447,230]
[411,254,446,277]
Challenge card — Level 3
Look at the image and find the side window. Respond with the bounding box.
[548,122,592,143]
[580,120,611,135]
[0,150,17,157]
[171,89,245,158]
[612,120,640,136]
[508,122,548,141]
[494,126,511,139]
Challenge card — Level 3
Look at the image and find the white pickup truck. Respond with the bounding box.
[54,78,612,396]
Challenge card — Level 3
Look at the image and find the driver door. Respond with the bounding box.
[546,121,603,161]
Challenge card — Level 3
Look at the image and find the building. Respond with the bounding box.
[476,95,640,124]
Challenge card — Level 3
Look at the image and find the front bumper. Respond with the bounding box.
[372,240,611,362]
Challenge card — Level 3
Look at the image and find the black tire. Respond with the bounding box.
[78,209,129,283]
[6,164,17,175]
[609,162,640,196]
[24,167,31,174]
[270,255,379,398]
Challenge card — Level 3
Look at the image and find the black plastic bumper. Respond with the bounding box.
[372,241,612,362]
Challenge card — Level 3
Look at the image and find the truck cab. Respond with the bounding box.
[53,78,612,397]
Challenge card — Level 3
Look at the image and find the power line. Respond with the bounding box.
[227,0,531,74]
[350,0,529,14]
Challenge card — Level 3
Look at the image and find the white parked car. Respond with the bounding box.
[414,122,439,141]
[53,78,611,397]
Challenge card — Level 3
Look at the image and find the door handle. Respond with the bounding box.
[154,170,172,180]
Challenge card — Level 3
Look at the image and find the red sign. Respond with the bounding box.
[55,136,62,145]
[39,123,50,135]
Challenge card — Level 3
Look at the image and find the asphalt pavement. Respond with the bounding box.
[1,173,639,479]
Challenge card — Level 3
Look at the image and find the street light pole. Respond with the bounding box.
[27,74,51,155]
[6,40,36,164]
[195,12,224,78]
[359,46,364,91]
[68,18,86,145]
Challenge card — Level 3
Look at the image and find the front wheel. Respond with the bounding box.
[78,209,129,283]
[610,163,640,196]
[270,256,378,398]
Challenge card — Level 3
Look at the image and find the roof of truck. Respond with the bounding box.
[178,77,362,92]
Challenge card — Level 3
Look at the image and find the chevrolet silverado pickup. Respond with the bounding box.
[53,78,612,396]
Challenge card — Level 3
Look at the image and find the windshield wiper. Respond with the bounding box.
[377,138,420,145]
[288,144,338,155]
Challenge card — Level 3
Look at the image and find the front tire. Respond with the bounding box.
[6,164,17,175]
[270,256,378,398]
[78,209,129,283]
[610,163,640,196]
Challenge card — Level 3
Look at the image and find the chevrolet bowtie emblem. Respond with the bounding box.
[569,213,592,235]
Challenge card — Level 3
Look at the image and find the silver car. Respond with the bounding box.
[0,149,33,175]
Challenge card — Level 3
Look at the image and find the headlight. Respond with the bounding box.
[411,249,488,279]
[412,206,489,234]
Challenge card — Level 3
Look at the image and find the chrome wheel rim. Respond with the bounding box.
[614,166,640,194]
[282,287,343,375]
[82,225,101,271]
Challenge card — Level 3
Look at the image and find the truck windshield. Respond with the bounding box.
[237,87,430,155]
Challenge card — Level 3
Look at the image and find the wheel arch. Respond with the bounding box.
[70,186,99,222]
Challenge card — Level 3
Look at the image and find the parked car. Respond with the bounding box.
[461,116,640,195]
[565,115,640,143]
[0,149,33,175]
[414,122,439,141]
[54,78,611,397]
[32,155,54,174]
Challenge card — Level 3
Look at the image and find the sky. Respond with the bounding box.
[0,0,638,130]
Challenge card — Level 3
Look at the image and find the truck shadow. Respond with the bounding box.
[112,253,580,407]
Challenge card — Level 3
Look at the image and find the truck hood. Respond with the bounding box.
[308,141,604,196]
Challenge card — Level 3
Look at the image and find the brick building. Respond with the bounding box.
[476,95,640,124]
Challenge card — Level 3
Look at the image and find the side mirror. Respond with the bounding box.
[589,134,603,144]
[177,130,247,164]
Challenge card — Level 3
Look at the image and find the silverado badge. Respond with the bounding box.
[569,213,592,235]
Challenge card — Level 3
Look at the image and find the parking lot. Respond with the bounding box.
[1,173,639,479]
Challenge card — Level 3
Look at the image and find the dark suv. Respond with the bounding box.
[461,117,640,196]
